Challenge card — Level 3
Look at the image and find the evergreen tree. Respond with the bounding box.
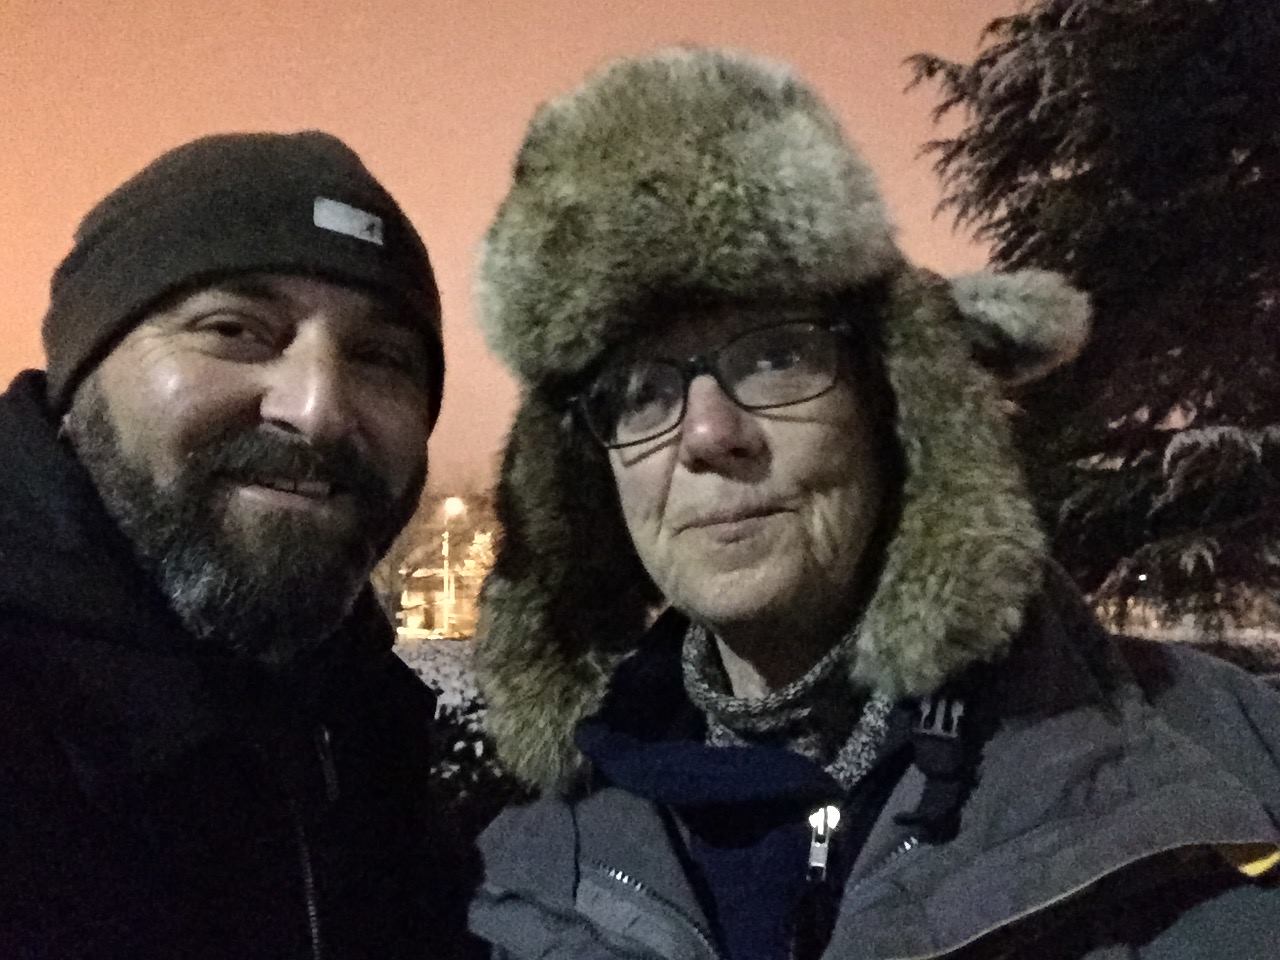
[909,0,1280,634]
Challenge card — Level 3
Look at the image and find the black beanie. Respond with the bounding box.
[42,130,444,425]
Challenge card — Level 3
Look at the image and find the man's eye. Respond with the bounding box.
[354,343,420,376]
[192,312,276,352]
[195,312,265,339]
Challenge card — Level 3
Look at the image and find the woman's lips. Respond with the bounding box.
[679,506,786,542]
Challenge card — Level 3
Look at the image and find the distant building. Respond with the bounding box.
[395,529,493,640]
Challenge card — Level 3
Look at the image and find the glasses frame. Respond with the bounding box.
[573,319,856,449]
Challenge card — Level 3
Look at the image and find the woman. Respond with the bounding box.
[468,48,1280,960]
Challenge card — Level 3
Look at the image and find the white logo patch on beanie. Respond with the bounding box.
[313,197,384,246]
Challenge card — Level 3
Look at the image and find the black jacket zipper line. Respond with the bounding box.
[277,723,340,960]
[587,861,724,960]
[292,809,325,960]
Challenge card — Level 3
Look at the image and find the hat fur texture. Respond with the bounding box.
[950,269,1090,385]
[478,47,899,386]
[476,48,1090,792]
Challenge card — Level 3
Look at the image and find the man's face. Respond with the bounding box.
[64,273,435,665]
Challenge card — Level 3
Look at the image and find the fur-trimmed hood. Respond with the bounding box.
[475,48,1090,793]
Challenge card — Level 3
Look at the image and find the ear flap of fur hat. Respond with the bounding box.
[948,269,1091,385]
[848,267,1050,698]
[476,389,658,791]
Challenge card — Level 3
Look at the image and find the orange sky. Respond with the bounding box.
[1,0,1012,489]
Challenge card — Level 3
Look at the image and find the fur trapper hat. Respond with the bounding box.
[476,48,1090,792]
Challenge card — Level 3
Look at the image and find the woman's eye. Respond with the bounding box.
[622,371,673,409]
[756,348,799,371]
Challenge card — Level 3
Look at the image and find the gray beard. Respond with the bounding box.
[64,383,422,667]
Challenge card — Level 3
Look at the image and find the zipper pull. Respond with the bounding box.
[315,725,340,806]
[807,804,842,882]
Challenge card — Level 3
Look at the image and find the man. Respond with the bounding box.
[468,49,1280,960]
[0,132,459,958]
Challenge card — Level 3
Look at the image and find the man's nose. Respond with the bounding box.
[678,374,764,468]
[258,336,358,444]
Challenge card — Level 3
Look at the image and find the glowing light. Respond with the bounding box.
[443,496,467,519]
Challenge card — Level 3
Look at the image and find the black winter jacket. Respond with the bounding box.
[0,371,465,960]
[471,587,1280,960]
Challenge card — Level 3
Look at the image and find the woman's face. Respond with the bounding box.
[607,306,886,649]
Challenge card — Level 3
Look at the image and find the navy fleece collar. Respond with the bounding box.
[575,611,842,809]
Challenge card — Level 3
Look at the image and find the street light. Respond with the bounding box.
[441,497,467,636]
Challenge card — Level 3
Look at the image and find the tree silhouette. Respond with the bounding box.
[910,0,1280,634]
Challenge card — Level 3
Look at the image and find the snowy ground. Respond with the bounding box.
[1121,625,1280,645]
[393,638,527,827]
[394,638,481,717]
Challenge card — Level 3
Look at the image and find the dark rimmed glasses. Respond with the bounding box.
[575,319,854,449]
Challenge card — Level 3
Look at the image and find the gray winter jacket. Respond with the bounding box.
[470,598,1280,960]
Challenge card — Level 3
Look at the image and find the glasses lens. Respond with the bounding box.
[584,360,685,447]
[720,322,840,408]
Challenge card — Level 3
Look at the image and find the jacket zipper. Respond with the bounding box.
[278,723,338,960]
[292,812,325,960]
[805,790,922,896]
[806,804,842,882]
[316,724,340,804]
[790,831,919,960]
[590,824,925,960]
[845,834,920,899]
[588,861,724,960]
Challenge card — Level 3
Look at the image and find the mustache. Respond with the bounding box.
[180,427,393,511]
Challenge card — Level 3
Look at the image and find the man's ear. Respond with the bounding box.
[948,269,1091,385]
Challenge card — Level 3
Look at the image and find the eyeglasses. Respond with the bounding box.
[575,319,853,449]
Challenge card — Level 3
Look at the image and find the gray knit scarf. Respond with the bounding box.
[682,621,892,792]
